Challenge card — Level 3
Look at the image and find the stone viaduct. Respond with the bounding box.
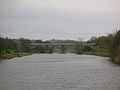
[29,43,96,53]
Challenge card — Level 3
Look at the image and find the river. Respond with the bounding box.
[0,53,120,90]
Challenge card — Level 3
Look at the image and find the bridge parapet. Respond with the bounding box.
[30,43,76,46]
[29,43,96,46]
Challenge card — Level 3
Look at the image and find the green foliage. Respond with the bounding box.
[82,52,110,57]
[86,30,120,58]
[1,49,16,55]
[88,35,111,52]
[0,37,32,57]
[19,38,31,52]
[109,30,120,58]
[53,48,61,53]
[0,37,18,56]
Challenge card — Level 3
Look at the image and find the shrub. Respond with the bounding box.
[109,30,120,58]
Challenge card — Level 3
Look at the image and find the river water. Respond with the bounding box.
[0,54,120,90]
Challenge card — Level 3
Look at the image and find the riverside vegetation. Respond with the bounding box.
[0,38,33,59]
[76,30,120,63]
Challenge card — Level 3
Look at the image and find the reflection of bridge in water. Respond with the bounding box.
[30,43,96,53]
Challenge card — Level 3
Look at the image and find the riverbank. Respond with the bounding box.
[81,51,120,64]
[81,52,110,57]
[0,53,33,60]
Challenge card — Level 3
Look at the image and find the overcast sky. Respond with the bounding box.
[0,0,120,40]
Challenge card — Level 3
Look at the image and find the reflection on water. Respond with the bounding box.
[0,54,120,90]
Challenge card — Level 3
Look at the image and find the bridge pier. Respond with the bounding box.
[45,45,49,53]
[45,45,53,53]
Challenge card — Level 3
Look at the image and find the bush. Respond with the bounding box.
[1,49,16,55]
[82,52,110,57]
[109,30,120,58]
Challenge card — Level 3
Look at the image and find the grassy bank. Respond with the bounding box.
[1,53,32,59]
[0,50,33,60]
[82,52,110,57]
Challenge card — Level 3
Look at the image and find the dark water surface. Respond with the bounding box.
[0,54,120,90]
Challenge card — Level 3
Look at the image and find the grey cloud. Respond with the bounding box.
[0,0,120,40]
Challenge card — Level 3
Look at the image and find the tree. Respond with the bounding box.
[19,38,31,52]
